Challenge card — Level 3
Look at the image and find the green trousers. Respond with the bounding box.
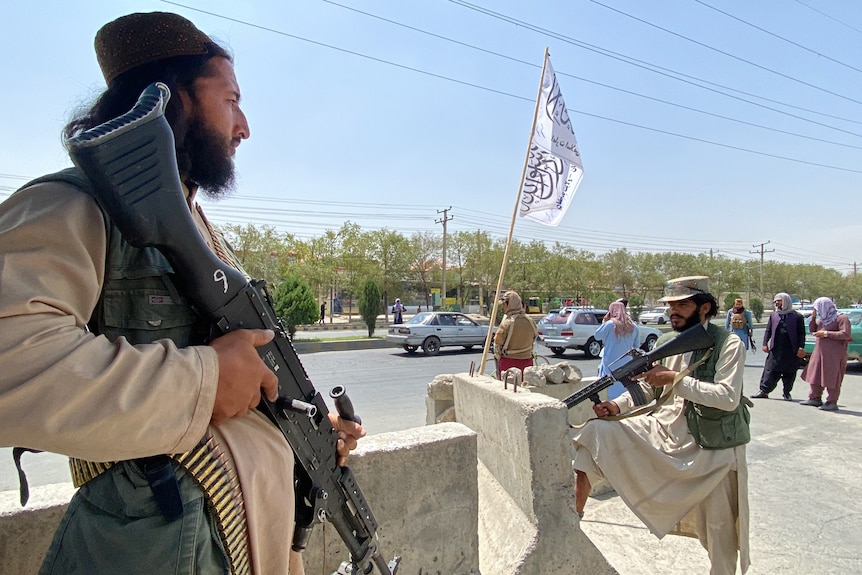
[40,459,230,574]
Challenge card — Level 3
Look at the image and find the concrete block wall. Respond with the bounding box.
[451,373,616,575]
[302,423,480,575]
[0,483,77,575]
[2,374,617,575]
[0,424,479,575]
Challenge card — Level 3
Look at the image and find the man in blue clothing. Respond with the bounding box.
[726,298,754,350]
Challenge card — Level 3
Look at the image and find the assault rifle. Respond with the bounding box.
[65,83,399,575]
[562,324,714,409]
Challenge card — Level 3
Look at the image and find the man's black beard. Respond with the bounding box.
[674,307,703,332]
[182,117,236,200]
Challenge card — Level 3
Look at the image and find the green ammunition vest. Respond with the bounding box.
[25,168,212,346]
[656,322,750,449]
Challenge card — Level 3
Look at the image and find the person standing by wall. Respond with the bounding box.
[752,293,805,400]
[726,298,754,350]
[493,291,538,376]
[319,301,326,325]
[800,297,851,412]
[594,300,640,400]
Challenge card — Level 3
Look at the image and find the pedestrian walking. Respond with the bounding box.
[800,297,851,411]
[752,293,806,401]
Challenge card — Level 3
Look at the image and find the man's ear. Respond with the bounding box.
[176,88,194,118]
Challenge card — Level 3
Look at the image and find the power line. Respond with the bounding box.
[587,0,862,106]
[691,0,862,75]
[792,0,862,37]
[445,0,862,136]
[321,0,862,151]
[160,0,862,174]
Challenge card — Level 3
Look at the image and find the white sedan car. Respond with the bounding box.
[640,306,671,325]
[386,311,490,356]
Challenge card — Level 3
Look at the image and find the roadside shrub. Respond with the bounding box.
[359,279,382,337]
[750,298,764,322]
[272,273,318,337]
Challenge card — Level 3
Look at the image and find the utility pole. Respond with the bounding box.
[436,207,453,310]
[750,241,774,299]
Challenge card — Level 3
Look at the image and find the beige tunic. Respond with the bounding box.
[573,325,750,575]
[494,313,537,359]
[0,182,296,574]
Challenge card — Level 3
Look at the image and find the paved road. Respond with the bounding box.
[4,328,861,575]
[0,346,598,491]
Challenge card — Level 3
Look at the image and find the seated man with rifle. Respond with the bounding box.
[571,276,751,575]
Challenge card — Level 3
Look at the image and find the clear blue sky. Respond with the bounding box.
[2,1,861,274]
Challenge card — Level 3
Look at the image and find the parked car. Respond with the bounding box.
[537,307,661,358]
[802,308,862,363]
[639,306,671,325]
[386,311,490,356]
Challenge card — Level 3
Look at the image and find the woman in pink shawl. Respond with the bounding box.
[594,301,640,400]
[800,297,852,411]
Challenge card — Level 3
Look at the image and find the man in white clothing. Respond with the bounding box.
[573,276,750,575]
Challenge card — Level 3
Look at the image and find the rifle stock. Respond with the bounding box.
[562,324,714,409]
[65,83,399,575]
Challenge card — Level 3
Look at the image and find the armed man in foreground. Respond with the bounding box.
[0,12,365,574]
[572,276,751,575]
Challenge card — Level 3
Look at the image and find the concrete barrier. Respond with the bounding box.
[0,424,479,575]
[2,373,617,575]
[302,423,480,574]
[451,373,615,575]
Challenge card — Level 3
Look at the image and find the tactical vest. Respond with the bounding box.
[654,323,750,448]
[21,169,251,575]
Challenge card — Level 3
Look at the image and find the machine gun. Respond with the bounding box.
[65,83,399,575]
[562,324,714,409]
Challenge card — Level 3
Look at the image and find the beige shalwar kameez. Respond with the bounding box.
[572,324,750,575]
[0,181,298,574]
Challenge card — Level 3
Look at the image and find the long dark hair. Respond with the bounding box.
[64,42,231,176]
[691,293,719,319]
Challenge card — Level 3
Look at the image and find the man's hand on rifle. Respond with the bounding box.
[593,401,620,418]
[209,329,279,426]
[328,414,366,466]
[637,364,677,388]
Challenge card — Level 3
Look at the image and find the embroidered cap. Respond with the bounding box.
[659,276,710,302]
[95,12,212,86]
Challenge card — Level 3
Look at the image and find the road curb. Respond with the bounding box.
[292,338,391,354]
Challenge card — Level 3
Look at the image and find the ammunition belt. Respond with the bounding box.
[69,432,250,575]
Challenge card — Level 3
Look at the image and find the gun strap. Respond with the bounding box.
[69,432,251,575]
[572,349,713,428]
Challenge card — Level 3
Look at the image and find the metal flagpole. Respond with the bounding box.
[478,47,549,376]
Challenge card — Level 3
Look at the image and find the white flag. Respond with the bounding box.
[519,54,584,227]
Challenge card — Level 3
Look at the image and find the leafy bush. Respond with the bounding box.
[628,294,645,321]
[750,298,764,322]
[359,279,382,337]
[272,273,318,337]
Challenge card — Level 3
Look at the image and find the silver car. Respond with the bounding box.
[640,306,671,325]
[386,311,490,356]
[538,307,661,358]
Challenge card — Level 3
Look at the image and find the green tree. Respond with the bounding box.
[628,293,645,321]
[749,298,764,322]
[271,273,318,338]
[359,279,382,337]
